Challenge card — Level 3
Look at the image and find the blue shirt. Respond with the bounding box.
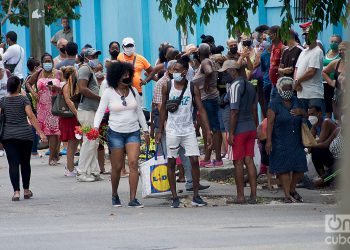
[260,49,271,88]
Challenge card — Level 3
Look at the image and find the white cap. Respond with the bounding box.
[122,37,135,46]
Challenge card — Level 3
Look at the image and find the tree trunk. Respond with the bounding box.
[28,0,45,60]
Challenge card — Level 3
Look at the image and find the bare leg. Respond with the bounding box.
[167,157,177,199]
[177,164,185,182]
[125,143,140,201]
[110,148,125,197]
[213,131,222,161]
[67,139,78,172]
[244,156,257,199]
[48,135,58,165]
[290,172,304,193]
[189,156,200,198]
[203,132,211,162]
[233,159,245,202]
[278,173,291,198]
[221,132,227,157]
[98,144,105,173]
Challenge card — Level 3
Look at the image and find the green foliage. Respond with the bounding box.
[1,0,81,27]
[157,0,349,38]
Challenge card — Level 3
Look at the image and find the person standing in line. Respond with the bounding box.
[219,60,258,204]
[94,61,149,208]
[294,22,325,113]
[1,76,47,201]
[51,17,74,46]
[156,56,213,208]
[76,48,102,182]
[0,31,25,81]
[55,42,78,69]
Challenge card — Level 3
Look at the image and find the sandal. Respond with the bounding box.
[49,160,57,166]
[12,195,20,201]
[233,198,246,204]
[247,197,258,204]
[24,190,33,199]
[283,197,293,203]
[290,191,303,203]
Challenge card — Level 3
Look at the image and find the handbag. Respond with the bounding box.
[166,80,188,113]
[301,123,317,147]
[0,97,6,140]
[51,85,74,118]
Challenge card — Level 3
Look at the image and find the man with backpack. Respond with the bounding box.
[76,48,102,182]
[218,60,258,204]
[156,57,213,208]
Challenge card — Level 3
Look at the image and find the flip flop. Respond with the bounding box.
[24,190,33,199]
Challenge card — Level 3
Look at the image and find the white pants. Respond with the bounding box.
[77,110,100,176]
[166,133,200,159]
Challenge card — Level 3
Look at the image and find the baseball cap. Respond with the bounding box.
[122,37,135,46]
[218,60,240,72]
[84,48,101,56]
[299,21,312,34]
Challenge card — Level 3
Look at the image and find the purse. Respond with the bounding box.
[51,85,74,118]
[166,80,188,113]
[301,122,317,147]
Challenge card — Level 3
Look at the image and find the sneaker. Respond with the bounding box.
[199,160,211,167]
[91,173,104,181]
[60,148,67,156]
[186,184,210,192]
[204,160,224,168]
[170,197,181,208]
[191,196,208,207]
[112,196,122,207]
[64,167,77,177]
[0,150,5,157]
[45,150,50,156]
[76,173,95,182]
[128,199,144,208]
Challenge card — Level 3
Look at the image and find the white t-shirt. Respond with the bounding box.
[1,44,25,79]
[93,87,148,133]
[295,46,324,99]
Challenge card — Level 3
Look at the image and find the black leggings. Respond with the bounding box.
[311,147,335,177]
[2,139,33,192]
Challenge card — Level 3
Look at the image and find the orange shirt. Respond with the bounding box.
[117,53,151,93]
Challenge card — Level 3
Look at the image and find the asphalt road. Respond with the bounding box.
[0,155,336,250]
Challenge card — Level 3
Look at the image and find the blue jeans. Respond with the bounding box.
[31,126,39,154]
[299,98,326,115]
[107,129,141,149]
[157,131,193,189]
[202,98,220,132]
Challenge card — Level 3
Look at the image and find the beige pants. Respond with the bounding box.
[77,110,100,176]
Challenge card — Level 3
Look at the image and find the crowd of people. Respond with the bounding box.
[0,18,346,207]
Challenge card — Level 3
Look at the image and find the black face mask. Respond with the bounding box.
[122,77,132,85]
[193,52,199,61]
[243,40,252,47]
[110,50,119,58]
[230,46,238,54]
[60,47,66,54]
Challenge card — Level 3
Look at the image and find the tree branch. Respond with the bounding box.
[1,0,14,26]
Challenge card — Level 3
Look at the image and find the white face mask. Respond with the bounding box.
[124,47,135,56]
[308,116,318,126]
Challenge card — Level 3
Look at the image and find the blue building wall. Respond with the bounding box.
[1,0,346,109]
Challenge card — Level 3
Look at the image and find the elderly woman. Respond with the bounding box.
[266,77,308,203]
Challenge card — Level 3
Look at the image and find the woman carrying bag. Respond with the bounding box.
[1,76,47,201]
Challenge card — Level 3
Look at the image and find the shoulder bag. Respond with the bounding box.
[301,122,317,147]
[51,84,74,118]
[166,80,188,113]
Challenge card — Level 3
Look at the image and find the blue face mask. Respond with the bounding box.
[173,72,183,82]
[43,63,53,72]
[88,59,99,69]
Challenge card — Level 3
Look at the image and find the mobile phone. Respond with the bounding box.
[47,81,53,86]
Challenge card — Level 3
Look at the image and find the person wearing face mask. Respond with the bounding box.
[267,26,286,99]
[294,22,325,113]
[94,61,149,208]
[55,42,78,69]
[321,35,342,118]
[117,37,153,99]
[53,38,68,67]
[50,17,73,46]
[266,77,308,203]
[219,60,258,204]
[260,39,272,112]
[0,31,25,80]
[27,53,63,166]
[322,41,348,120]
[108,41,120,61]
[75,48,102,182]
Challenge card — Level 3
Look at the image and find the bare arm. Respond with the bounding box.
[265,108,275,155]
[157,84,168,135]
[322,60,338,87]
[79,79,101,101]
[201,59,214,92]
[26,71,41,100]
[194,85,211,137]
[144,64,162,83]
[25,105,47,142]
[63,84,78,117]
[297,67,317,83]
[311,127,340,149]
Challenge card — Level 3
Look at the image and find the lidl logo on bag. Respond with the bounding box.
[150,164,170,193]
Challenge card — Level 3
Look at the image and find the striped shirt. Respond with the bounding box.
[0,96,33,141]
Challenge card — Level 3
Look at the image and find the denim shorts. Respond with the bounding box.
[107,129,141,149]
[202,97,220,132]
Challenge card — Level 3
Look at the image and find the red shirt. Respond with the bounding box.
[269,42,284,85]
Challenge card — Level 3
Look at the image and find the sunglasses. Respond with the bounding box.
[121,96,127,106]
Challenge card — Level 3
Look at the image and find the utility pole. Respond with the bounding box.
[28,0,45,60]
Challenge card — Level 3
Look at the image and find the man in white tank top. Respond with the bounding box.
[156,57,213,208]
